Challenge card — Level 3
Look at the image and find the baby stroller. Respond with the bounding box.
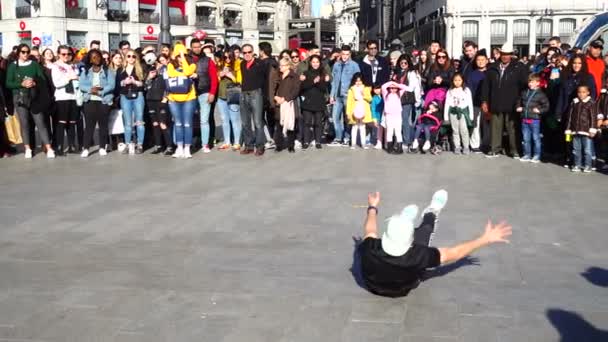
[411,89,450,154]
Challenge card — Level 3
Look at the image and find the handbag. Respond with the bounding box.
[398,72,416,105]
[4,115,22,144]
[16,88,32,108]
[126,86,139,100]
[226,84,241,105]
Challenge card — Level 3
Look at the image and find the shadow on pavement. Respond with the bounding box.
[350,236,366,289]
[546,309,608,342]
[421,256,480,281]
[581,267,608,288]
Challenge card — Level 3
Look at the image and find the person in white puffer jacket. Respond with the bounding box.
[51,45,80,155]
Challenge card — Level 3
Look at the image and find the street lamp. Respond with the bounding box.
[370,0,384,49]
[159,0,171,46]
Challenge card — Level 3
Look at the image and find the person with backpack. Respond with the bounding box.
[190,39,218,154]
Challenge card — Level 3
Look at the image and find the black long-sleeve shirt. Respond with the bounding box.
[241,59,266,92]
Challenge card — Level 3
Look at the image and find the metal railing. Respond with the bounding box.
[107,9,130,22]
[16,6,31,18]
[170,15,188,25]
[139,11,159,24]
[65,7,88,19]
[195,15,216,28]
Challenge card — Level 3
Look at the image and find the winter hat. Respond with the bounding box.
[381,205,418,257]
[172,43,188,58]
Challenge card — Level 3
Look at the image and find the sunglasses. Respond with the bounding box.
[243,51,253,55]
[60,53,72,56]
[126,55,137,59]
[437,55,447,59]
[20,50,30,54]
[400,61,408,64]
[291,55,299,59]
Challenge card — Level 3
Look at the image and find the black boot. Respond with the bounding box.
[393,142,403,155]
[386,141,394,154]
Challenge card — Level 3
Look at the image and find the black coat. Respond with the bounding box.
[426,67,455,90]
[300,68,328,112]
[555,72,596,119]
[358,56,390,87]
[481,62,529,113]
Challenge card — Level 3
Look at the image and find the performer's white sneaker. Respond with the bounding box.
[423,189,449,216]
[400,205,419,223]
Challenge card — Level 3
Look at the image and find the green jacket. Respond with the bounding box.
[5,61,46,95]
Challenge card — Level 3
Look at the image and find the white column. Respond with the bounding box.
[187,0,197,26]
[551,17,559,37]
[478,14,491,52]
[506,18,514,48]
[529,17,536,56]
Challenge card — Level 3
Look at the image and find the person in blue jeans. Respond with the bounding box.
[329,45,360,146]
[165,43,197,159]
[565,84,598,173]
[515,74,550,163]
[116,49,146,154]
[216,50,242,151]
[191,42,218,154]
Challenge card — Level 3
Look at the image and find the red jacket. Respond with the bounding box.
[586,55,605,98]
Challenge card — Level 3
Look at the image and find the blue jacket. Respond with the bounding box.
[79,66,116,105]
[330,59,360,98]
[371,94,384,122]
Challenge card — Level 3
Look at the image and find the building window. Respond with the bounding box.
[195,6,216,29]
[462,20,479,44]
[16,0,31,18]
[536,19,553,38]
[107,0,130,22]
[67,31,87,49]
[559,18,576,42]
[109,33,128,50]
[65,0,88,19]
[169,1,187,26]
[513,19,530,44]
[490,20,507,45]
[223,9,242,29]
[258,12,274,31]
[139,0,159,24]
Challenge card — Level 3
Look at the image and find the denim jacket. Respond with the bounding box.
[330,59,360,99]
[79,67,116,105]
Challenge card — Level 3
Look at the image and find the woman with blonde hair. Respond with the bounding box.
[216,49,243,150]
[116,49,146,154]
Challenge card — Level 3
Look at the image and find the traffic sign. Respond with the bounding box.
[32,37,41,46]
[147,26,154,34]
[19,21,26,31]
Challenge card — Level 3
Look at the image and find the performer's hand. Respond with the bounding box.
[368,192,380,207]
[482,220,512,244]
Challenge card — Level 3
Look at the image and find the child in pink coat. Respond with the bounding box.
[382,81,407,154]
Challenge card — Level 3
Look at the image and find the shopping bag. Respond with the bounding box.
[5,115,22,144]
[108,109,125,135]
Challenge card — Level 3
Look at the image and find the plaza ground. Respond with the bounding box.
[0,149,607,341]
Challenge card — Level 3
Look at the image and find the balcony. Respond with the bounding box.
[65,7,88,19]
[195,15,216,29]
[16,5,31,18]
[170,15,188,25]
[107,9,130,22]
[223,10,242,30]
[139,11,159,24]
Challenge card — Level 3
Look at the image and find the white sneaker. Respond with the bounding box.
[423,189,449,217]
[412,139,419,150]
[24,149,33,159]
[117,143,126,153]
[183,146,192,159]
[350,146,356,150]
[294,140,302,150]
[80,149,89,158]
[264,141,276,150]
[99,148,107,156]
[422,140,430,152]
[374,142,382,150]
[46,150,55,159]
[202,145,211,154]
[363,145,370,150]
[128,143,135,155]
[172,146,184,158]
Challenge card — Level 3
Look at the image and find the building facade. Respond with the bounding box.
[331,0,360,49]
[394,0,608,57]
[0,0,299,54]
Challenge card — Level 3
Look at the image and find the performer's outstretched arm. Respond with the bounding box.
[438,220,512,265]
[364,192,380,239]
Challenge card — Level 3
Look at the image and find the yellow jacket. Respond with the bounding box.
[166,59,197,103]
[216,58,242,84]
[346,86,373,124]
